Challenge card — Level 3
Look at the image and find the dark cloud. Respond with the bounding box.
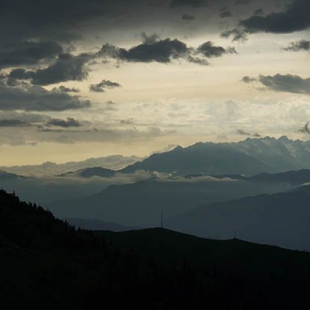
[99,38,189,63]
[220,28,248,42]
[0,119,28,127]
[299,122,310,134]
[283,40,310,52]
[8,53,91,86]
[97,44,121,59]
[0,83,91,111]
[0,41,63,69]
[141,33,160,45]
[0,0,130,43]
[237,129,261,137]
[197,41,236,58]
[170,0,208,8]
[99,38,236,65]
[239,0,310,34]
[119,39,188,63]
[219,7,233,19]
[181,14,195,21]
[90,80,121,93]
[187,56,209,65]
[46,117,82,128]
[52,86,80,93]
[241,76,257,83]
[258,74,310,95]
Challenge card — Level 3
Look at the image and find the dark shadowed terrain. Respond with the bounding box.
[1,189,310,309]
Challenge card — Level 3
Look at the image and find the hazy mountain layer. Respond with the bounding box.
[50,177,290,227]
[0,155,141,177]
[166,185,310,251]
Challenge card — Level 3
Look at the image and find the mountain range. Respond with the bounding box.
[49,176,290,227]
[122,136,310,176]
[4,136,310,251]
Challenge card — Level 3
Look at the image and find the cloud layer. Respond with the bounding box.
[0,82,90,111]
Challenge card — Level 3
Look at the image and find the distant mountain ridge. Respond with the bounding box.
[121,142,271,176]
[214,169,310,185]
[0,170,24,181]
[166,185,310,250]
[60,167,117,178]
[49,175,291,227]
[0,155,141,177]
[121,136,310,176]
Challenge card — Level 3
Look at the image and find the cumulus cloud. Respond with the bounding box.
[283,40,310,52]
[219,7,233,19]
[46,118,82,128]
[220,28,248,42]
[241,76,257,83]
[120,39,188,63]
[197,41,236,58]
[97,44,120,59]
[89,80,121,93]
[258,74,310,95]
[0,83,91,111]
[0,41,63,69]
[8,53,91,86]
[52,86,80,93]
[98,37,235,65]
[99,38,189,63]
[239,0,310,34]
[141,32,160,44]
[187,56,209,65]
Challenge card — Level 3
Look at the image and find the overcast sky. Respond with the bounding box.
[1,0,310,165]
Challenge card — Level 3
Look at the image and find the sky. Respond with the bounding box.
[1,0,310,165]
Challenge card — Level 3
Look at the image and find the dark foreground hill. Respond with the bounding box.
[2,189,310,309]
